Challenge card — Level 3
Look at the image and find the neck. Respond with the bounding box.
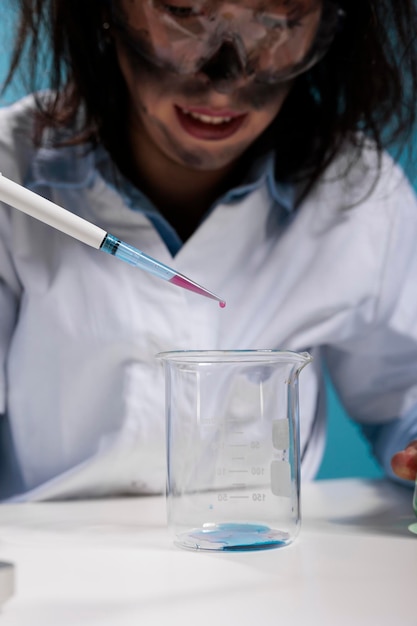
[114,122,244,243]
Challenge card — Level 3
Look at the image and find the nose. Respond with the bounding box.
[199,41,248,93]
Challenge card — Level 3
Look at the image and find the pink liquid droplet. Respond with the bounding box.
[219,301,226,308]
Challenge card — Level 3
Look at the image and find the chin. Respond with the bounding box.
[168,140,250,172]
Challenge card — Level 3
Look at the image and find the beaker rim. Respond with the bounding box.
[155,349,312,364]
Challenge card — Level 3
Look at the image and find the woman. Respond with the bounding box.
[0,0,416,500]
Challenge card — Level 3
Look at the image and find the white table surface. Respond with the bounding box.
[0,478,415,626]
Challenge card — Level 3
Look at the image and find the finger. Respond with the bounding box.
[391,442,417,481]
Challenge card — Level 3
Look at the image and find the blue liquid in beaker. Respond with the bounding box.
[176,523,290,551]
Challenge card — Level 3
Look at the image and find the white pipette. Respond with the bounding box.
[0,173,225,306]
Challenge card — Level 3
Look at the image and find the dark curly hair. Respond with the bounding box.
[3,0,417,201]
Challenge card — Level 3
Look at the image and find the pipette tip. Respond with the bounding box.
[169,274,226,307]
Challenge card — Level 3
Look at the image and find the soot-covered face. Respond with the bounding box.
[110,0,338,171]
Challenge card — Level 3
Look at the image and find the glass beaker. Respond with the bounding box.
[409,477,417,535]
[157,350,312,551]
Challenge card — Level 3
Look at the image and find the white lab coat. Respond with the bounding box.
[1,95,417,501]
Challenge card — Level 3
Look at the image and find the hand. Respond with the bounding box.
[390,440,417,481]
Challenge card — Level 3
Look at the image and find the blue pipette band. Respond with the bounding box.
[100,233,175,281]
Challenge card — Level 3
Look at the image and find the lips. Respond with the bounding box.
[175,105,247,141]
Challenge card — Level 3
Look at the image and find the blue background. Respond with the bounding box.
[1,10,415,480]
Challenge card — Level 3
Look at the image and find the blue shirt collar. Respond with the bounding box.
[219,151,296,214]
[26,142,299,256]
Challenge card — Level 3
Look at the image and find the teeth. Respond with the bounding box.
[183,109,232,124]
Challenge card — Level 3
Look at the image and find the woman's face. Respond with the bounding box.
[111,0,322,171]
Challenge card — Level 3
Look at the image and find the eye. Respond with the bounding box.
[258,12,304,31]
[162,4,200,18]
[286,17,303,30]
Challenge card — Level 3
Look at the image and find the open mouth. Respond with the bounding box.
[175,105,247,141]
